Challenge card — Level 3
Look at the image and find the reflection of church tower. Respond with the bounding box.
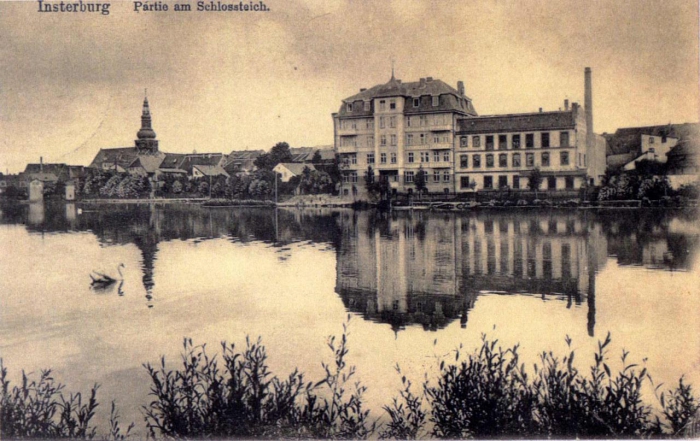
[135,93,159,154]
[133,236,157,304]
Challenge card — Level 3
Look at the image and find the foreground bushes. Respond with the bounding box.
[2,327,698,439]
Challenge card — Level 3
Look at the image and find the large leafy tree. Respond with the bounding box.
[254,142,293,171]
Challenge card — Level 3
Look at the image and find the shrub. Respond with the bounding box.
[143,320,374,439]
[1,359,100,439]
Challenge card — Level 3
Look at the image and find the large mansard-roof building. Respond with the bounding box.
[333,69,608,196]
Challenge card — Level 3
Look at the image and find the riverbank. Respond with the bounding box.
[2,330,698,439]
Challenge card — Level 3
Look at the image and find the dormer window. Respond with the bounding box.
[413,98,420,107]
[649,136,655,144]
[389,99,396,110]
[432,96,439,106]
[363,101,370,111]
[347,103,353,112]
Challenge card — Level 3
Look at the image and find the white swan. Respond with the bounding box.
[90,263,125,288]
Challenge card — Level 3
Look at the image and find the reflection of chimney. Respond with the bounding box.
[564,99,569,111]
[457,81,465,96]
[585,67,594,149]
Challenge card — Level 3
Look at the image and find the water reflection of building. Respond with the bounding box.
[336,211,608,334]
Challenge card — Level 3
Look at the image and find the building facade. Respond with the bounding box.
[333,74,478,196]
[454,103,605,192]
[333,68,607,196]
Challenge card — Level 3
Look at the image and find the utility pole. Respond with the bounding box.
[275,172,278,205]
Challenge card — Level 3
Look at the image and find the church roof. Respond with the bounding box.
[88,147,139,170]
[129,153,165,173]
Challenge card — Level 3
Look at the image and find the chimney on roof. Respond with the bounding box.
[426,77,433,82]
[457,81,465,96]
[419,78,426,86]
[40,156,43,173]
[360,88,366,92]
[564,99,569,111]
[539,108,543,113]
[585,67,593,145]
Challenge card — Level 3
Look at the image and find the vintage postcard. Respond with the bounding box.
[1,0,699,439]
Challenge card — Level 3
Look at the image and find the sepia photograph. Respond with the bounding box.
[1,0,699,439]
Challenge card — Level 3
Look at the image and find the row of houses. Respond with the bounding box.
[1,96,334,195]
[333,68,699,196]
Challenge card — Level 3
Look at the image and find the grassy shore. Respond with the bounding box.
[2,325,698,439]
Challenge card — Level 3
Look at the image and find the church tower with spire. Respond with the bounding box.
[135,93,159,154]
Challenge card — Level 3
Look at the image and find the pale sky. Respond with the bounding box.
[0,0,698,173]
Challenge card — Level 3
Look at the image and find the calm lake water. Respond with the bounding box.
[1,202,699,435]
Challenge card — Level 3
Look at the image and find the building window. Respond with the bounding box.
[526,133,534,149]
[419,134,426,145]
[460,154,468,168]
[363,101,370,111]
[486,154,494,168]
[347,103,353,112]
[443,151,450,162]
[649,136,655,144]
[484,176,493,189]
[460,136,468,148]
[513,153,521,167]
[406,134,413,146]
[433,151,440,162]
[512,134,521,149]
[526,153,535,167]
[542,152,550,167]
[565,176,574,189]
[420,115,427,126]
[560,151,569,166]
[432,96,439,106]
[486,135,494,150]
[513,175,520,189]
[498,175,508,188]
[367,135,374,147]
[499,154,508,168]
[390,99,396,110]
[390,116,396,128]
[433,170,440,182]
[367,153,375,164]
[380,153,387,164]
[420,152,430,163]
[433,134,440,144]
[473,136,481,148]
[379,100,386,111]
[499,134,508,150]
[405,171,415,183]
[390,135,397,146]
[413,98,420,107]
[408,152,414,163]
[381,135,387,146]
[379,117,385,129]
[443,171,450,182]
[366,119,373,129]
[406,116,412,127]
[473,154,481,168]
[548,176,556,190]
[560,131,569,147]
[391,153,397,164]
[541,132,550,148]
[460,176,470,189]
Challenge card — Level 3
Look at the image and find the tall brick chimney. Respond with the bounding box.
[585,67,594,152]
[457,81,465,96]
[564,99,569,111]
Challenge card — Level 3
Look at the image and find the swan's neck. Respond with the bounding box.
[117,265,124,280]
